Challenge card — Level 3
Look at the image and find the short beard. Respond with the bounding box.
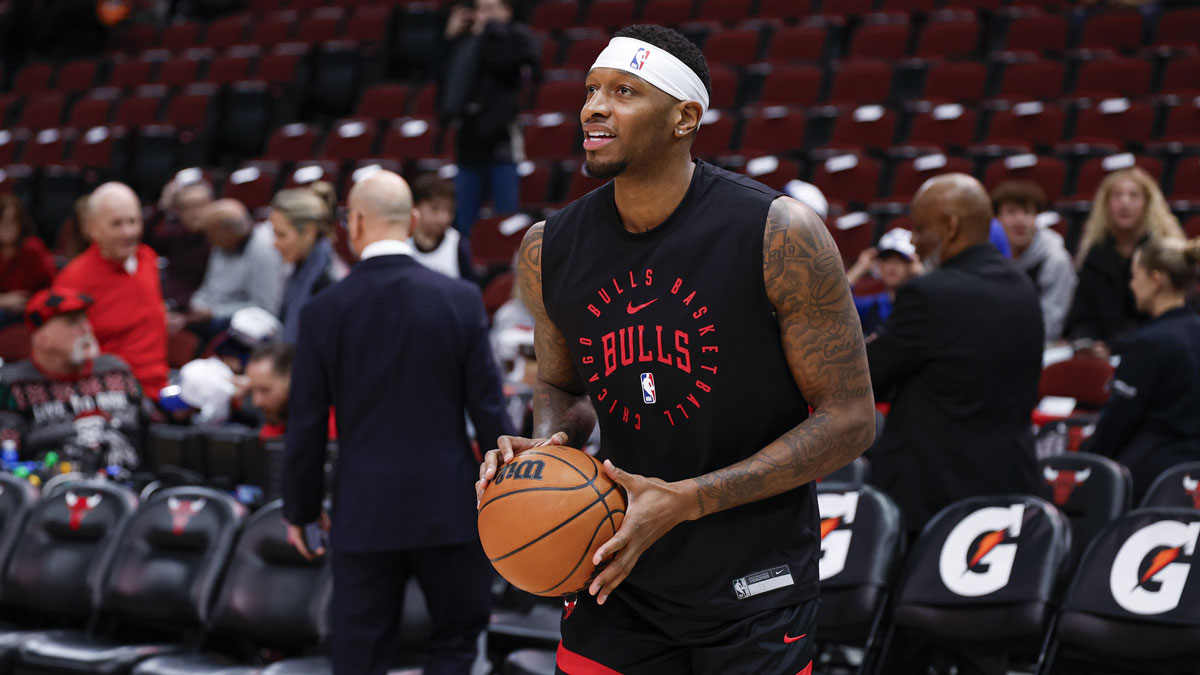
[584,158,628,181]
[70,336,100,366]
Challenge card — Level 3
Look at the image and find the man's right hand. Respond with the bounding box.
[476,431,568,506]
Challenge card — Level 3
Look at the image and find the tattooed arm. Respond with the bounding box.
[475,222,597,501]
[585,198,875,604]
[689,197,876,514]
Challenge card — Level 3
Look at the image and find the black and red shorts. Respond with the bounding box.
[554,589,817,675]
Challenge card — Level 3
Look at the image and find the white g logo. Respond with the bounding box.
[938,504,1025,597]
[1109,520,1199,615]
[818,491,860,581]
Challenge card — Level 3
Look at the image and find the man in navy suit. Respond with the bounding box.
[282,169,511,675]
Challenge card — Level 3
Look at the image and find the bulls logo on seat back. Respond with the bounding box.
[208,501,332,648]
[890,495,1070,648]
[1035,453,1131,571]
[816,483,902,645]
[1140,461,1200,509]
[0,480,135,620]
[1044,507,1200,672]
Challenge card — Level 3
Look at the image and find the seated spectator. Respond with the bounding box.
[147,177,213,310]
[1066,167,1183,355]
[271,182,345,344]
[993,180,1076,342]
[1082,236,1200,500]
[0,288,146,472]
[211,306,283,375]
[409,174,479,284]
[245,341,292,439]
[158,357,237,427]
[845,228,922,336]
[173,199,284,340]
[56,182,169,398]
[0,195,56,325]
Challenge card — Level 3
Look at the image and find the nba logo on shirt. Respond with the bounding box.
[640,373,656,404]
[630,48,650,71]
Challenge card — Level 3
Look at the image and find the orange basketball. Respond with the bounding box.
[478,446,626,597]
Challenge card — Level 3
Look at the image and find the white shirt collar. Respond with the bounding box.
[359,239,415,261]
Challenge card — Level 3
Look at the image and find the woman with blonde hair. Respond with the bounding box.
[271,182,345,344]
[1082,236,1200,499]
[1065,167,1183,352]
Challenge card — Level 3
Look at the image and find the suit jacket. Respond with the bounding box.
[867,244,1044,532]
[282,253,511,552]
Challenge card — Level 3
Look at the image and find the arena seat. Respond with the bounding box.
[0,473,40,589]
[21,129,73,167]
[320,118,378,161]
[1003,15,1069,55]
[16,487,243,674]
[757,64,823,107]
[1072,56,1152,100]
[1139,461,1200,509]
[523,113,580,161]
[531,1,577,32]
[73,125,128,172]
[159,21,202,52]
[1039,507,1200,673]
[356,83,409,121]
[249,10,297,45]
[285,160,340,190]
[1035,452,1131,572]
[1037,355,1115,410]
[108,60,156,90]
[382,117,440,162]
[1154,8,1200,52]
[17,92,66,130]
[815,483,903,672]
[205,14,251,49]
[582,0,635,30]
[1070,154,1162,201]
[55,59,101,93]
[826,105,899,153]
[703,28,762,66]
[1068,99,1155,148]
[739,155,801,190]
[1158,98,1200,145]
[265,123,320,163]
[902,104,978,152]
[915,17,980,59]
[740,107,807,156]
[765,25,828,63]
[0,481,136,670]
[11,62,55,95]
[307,41,364,118]
[132,501,330,675]
[68,94,116,129]
[115,86,167,127]
[223,162,279,211]
[920,61,987,103]
[996,58,1065,101]
[878,495,1071,672]
[885,154,975,202]
[345,5,390,45]
[828,59,894,106]
[1077,10,1144,52]
[813,152,882,206]
[983,153,1067,202]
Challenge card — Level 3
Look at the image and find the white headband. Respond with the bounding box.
[591,37,710,117]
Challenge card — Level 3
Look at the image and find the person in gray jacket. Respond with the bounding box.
[993,180,1077,342]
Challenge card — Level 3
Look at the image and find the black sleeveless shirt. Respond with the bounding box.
[542,160,819,621]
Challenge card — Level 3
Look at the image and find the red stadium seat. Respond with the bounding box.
[382,117,439,160]
[471,216,528,268]
[12,62,54,94]
[1078,10,1143,52]
[322,118,378,160]
[1072,57,1152,99]
[297,15,342,44]
[564,163,610,201]
[765,25,827,62]
[564,36,613,69]
[583,0,635,29]
[167,330,200,369]
[1160,99,1200,144]
[758,64,823,107]
[205,14,251,49]
[203,50,256,85]
[888,154,975,200]
[921,61,987,103]
[0,131,22,166]
[703,28,762,67]
[531,2,577,32]
[114,86,167,127]
[534,79,584,114]
[828,105,899,152]
[164,84,217,130]
[882,0,937,12]
[818,0,876,19]
[518,161,553,206]
[1071,154,1162,200]
[983,154,1066,202]
[346,6,390,44]
[285,160,340,189]
[1170,156,1200,201]
[812,152,882,205]
[982,101,1066,149]
[739,155,801,190]
[692,112,735,158]
[641,0,694,26]
[73,126,126,169]
[357,83,409,119]
[904,103,978,150]
[997,58,1065,101]
[698,0,754,24]
[67,95,114,129]
[828,211,877,266]
[1154,8,1200,50]
[159,21,202,51]
[1070,99,1154,147]
[21,129,72,167]
[758,0,814,20]
[157,53,206,87]
[707,64,737,110]
[257,44,307,85]
[54,60,99,92]
[223,162,279,210]
[740,107,807,156]
[944,0,1002,10]
[914,18,980,59]
[828,59,893,105]
[249,11,298,45]
[410,84,438,117]
[17,92,65,130]
[0,324,32,363]
[1160,56,1200,97]
[849,21,911,60]
[523,112,579,160]
[1003,15,1069,55]
[265,122,319,161]
[1038,357,1114,410]
[107,59,154,89]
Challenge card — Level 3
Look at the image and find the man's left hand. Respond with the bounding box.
[587,460,697,605]
[285,512,331,561]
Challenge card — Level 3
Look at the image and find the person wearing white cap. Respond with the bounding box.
[475,24,875,674]
[845,228,924,336]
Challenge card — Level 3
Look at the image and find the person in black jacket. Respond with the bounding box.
[868,174,1044,534]
[439,0,538,235]
[1066,167,1183,356]
[282,170,511,675]
[1083,236,1200,500]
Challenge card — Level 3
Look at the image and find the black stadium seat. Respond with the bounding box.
[0,481,137,670]
[821,456,871,485]
[16,487,243,674]
[1040,507,1200,673]
[1140,461,1200,509]
[879,494,1071,671]
[0,473,38,579]
[1035,452,1131,571]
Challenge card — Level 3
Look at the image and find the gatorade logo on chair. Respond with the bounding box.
[818,491,860,581]
[939,504,1025,597]
[1109,520,1199,615]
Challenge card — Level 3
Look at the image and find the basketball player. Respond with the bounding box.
[477,25,876,674]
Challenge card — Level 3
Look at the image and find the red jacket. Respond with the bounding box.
[0,237,56,294]
[56,244,168,398]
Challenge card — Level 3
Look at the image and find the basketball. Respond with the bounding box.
[478,446,627,597]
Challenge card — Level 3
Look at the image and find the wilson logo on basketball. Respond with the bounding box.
[493,459,546,485]
[575,268,720,432]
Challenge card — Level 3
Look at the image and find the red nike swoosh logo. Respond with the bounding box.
[783,633,807,644]
[626,299,658,314]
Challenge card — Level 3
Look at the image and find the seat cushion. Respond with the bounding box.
[17,630,182,673]
[133,653,261,675]
[893,602,1048,645]
[504,648,556,675]
[259,657,331,675]
[1057,610,1200,665]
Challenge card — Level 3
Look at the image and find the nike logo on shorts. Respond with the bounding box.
[783,633,807,644]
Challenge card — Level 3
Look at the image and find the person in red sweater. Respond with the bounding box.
[56,182,168,399]
[0,195,56,325]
